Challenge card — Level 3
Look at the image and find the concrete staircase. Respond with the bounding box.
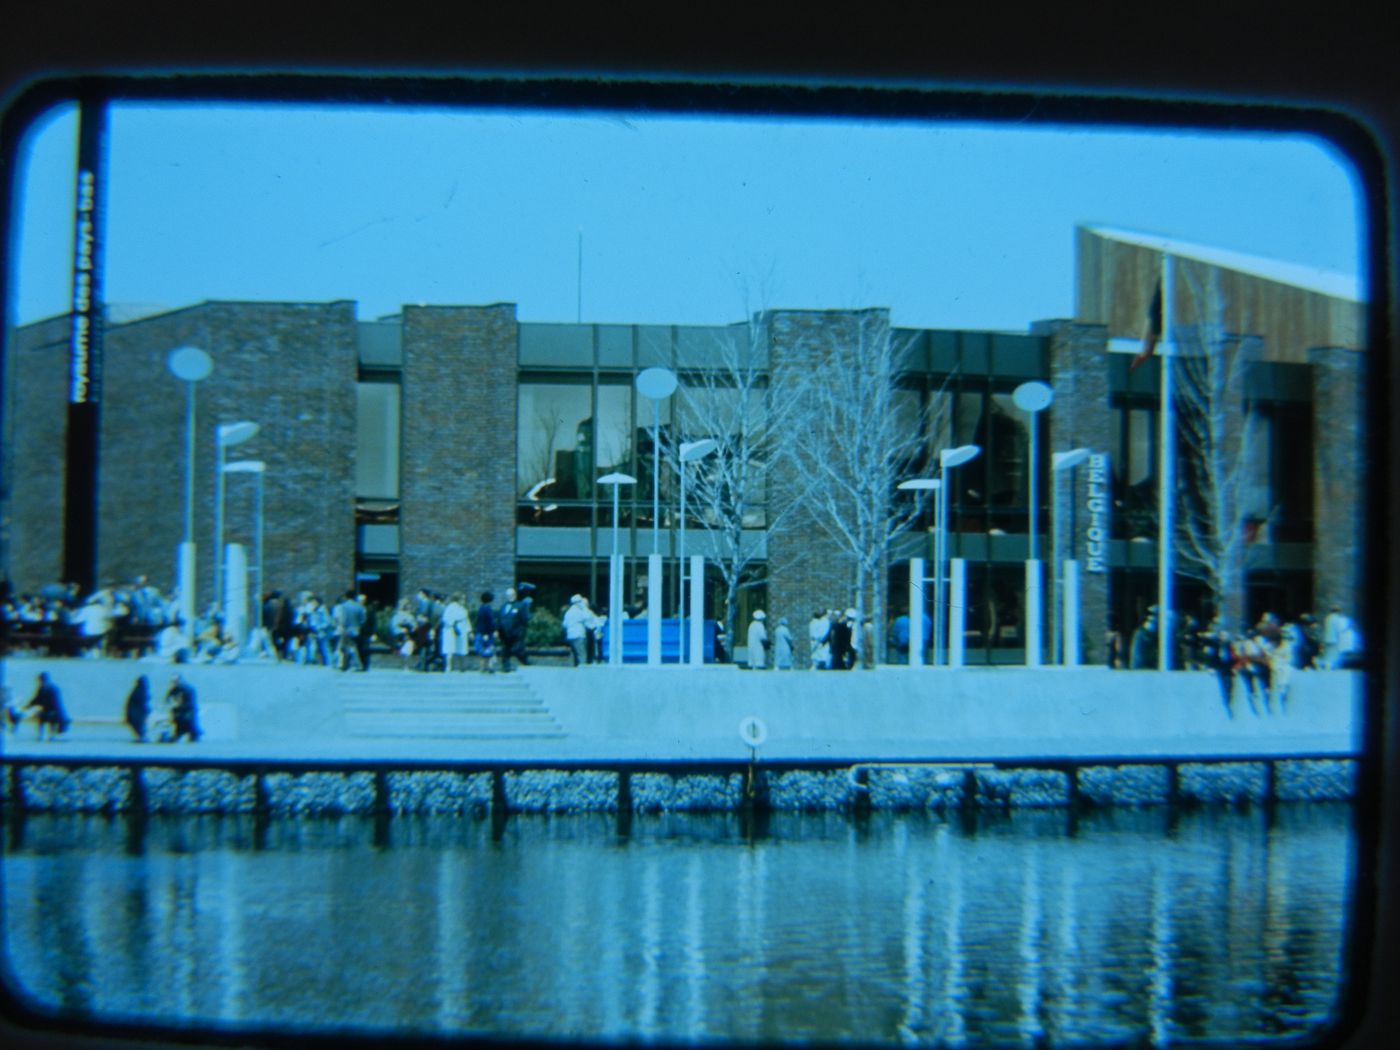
[338,670,567,740]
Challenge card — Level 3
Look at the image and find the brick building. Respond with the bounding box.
[1,227,1366,663]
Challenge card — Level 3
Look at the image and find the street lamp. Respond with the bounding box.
[214,420,258,610]
[1013,382,1054,667]
[224,460,267,658]
[636,367,678,667]
[936,444,980,667]
[166,346,212,646]
[599,471,637,665]
[1051,448,1091,665]
[679,438,718,665]
[897,478,941,667]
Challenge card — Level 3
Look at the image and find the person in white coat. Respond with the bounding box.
[746,610,769,670]
[439,593,470,672]
[562,594,592,667]
[773,616,795,670]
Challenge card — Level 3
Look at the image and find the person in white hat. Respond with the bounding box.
[562,594,591,667]
[746,609,769,670]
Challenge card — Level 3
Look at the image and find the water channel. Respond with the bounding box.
[2,803,1357,1046]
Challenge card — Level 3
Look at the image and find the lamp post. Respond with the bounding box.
[679,438,718,664]
[223,460,266,657]
[166,346,212,647]
[935,445,980,667]
[636,367,678,666]
[1051,448,1091,665]
[213,421,259,611]
[599,472,637,665]
[897,478,941,667]
[1013,382,1054,667]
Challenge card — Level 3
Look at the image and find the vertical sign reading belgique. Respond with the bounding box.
[1085,453,1109,573]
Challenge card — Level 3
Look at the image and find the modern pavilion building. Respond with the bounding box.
[2,226,1366,664]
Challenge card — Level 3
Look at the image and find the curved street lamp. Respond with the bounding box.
[679,438,718,664]
[1052,447,1092,665]
[224,460,267,657]
[214,421,258,609]
[167,346,212,645]
[936,444,981,666]
[599,472,637,665]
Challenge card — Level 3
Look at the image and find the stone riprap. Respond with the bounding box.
[0,760,1359,813]
[504,770,618,812]
[387,771,493,814]
[143,767,256,814]
[1179,762,1268,805]
[263,772,376,815]
[16,765,129,812]
[975,768,1071,808]
[763,769,856,810]
[631,772,744,812]
[1078,764,1172,806]
[1275,759,1357,801]
[866,767,965,810]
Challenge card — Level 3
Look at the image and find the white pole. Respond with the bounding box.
[1064,559,1081,667]
[1158,254,1175,671]
[253,470,263,632]
[214,439,225,609]
[935,478,947,667]
[688,555,704,666]
[1025,559,1043,667]
[180,380,197,646]
[647,552,662,666]
[679,463,687,663]
[909,556,925,668]
[610,483,623,666]
[950,558,966,669]
[1051,469,1061,664]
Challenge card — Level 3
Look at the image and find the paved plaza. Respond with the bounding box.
[0,656,1364,767]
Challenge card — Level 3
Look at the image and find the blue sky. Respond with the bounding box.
[8,101,1365,331]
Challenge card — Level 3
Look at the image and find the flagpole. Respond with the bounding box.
[1157,252,1175,671]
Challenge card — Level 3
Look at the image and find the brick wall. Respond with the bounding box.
[3,316,73,592]
[4,302,358,609]
[399,305,518,598]
[765,309,882,662]
[1040,320,1114,663]
[1308,346,1364,621]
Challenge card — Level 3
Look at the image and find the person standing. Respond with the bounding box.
[562,594,591,667]
[125,674,151,741]
[773,616,794,670]
[746,610,769,669]
[354,594,374,672]
[1201,620,1236,718]
[473,592,498,674]
[1321,604,1349,669]
[440,593,470,672]
[164,674,201,743]
[808,609,831,670]
[829,610,855,671]
[497,586,531,672]
[25,672,71,740]
[333,592,366,672]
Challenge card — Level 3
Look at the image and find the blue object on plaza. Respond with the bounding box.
[599,618,717,663]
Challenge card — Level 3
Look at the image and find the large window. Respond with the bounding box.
[517,382,592,502]
[355,382,400,499]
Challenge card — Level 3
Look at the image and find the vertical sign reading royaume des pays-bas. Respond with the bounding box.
[1085,452,1109,573]
[62,93,106,594]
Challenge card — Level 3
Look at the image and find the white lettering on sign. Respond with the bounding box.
[1085,453,1109,573]
[70,169,96,404]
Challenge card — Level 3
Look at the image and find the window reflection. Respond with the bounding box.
[518,383,591,501]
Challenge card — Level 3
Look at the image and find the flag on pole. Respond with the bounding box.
[1131,282,1162,372]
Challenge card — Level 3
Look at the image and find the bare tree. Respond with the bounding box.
[661,313,812,656]
[1172,266,1265,629]
[781,309,932,666]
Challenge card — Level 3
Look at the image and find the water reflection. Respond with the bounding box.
[2,805,1355,1046]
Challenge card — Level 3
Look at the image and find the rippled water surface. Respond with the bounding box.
[2,804,1356,1045]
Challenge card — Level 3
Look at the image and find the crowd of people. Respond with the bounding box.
[1112,603,1364,717]
[385,585,535,673]
[1,576,178,658]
